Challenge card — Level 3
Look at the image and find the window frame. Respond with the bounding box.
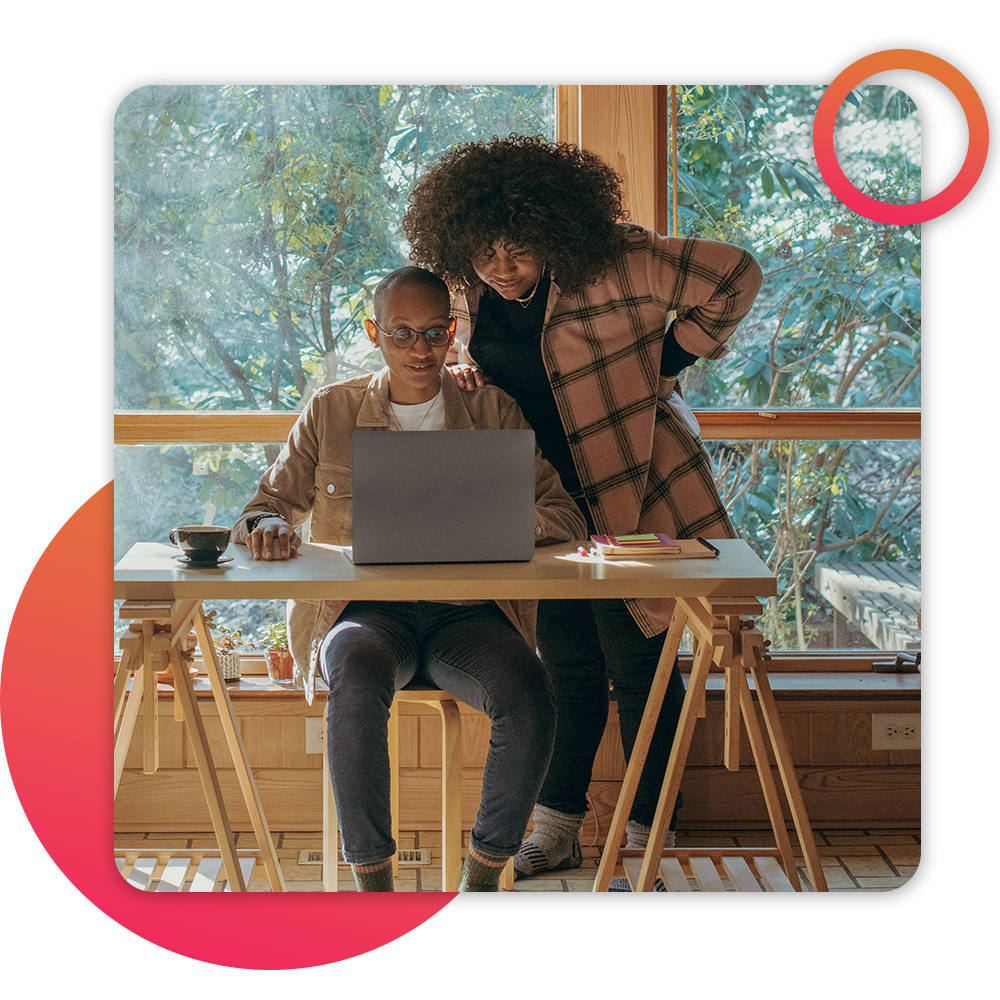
[113,408,919,445]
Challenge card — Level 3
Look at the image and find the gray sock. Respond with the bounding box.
[459,847,508,892]
[608,820,673,892]
[627,819,677,851]
[513,804,585,880]
[351,856,395,892]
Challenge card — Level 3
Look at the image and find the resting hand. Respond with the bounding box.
[248,517,302,561]
[448,364,487,392]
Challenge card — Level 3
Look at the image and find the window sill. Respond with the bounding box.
[700,671,919,698]
[137,671,918,702]
[119,652,920,700]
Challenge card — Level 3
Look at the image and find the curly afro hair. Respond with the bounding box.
[402,134,630,295]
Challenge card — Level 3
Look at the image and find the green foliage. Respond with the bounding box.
[667,85,920,647]
[671,85,920,413]
[202,609,255,650]
[261,619,289,650]
[115,84,553,415]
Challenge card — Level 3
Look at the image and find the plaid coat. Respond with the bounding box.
[451,225,762,637]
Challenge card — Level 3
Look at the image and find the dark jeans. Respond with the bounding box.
[534,598,685,828]
[320,601,555,866]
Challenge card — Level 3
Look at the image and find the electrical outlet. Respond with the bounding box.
[304,717,324,754]
[871,713,920,750]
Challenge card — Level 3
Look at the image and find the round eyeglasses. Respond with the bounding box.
[370,317,456,349]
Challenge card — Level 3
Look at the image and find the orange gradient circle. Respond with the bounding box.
[813,49,989,224]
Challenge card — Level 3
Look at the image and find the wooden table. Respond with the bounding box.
[114,538,777,604]
[115,538,823,892]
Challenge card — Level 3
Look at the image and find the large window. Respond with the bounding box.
[663,85,920,649]
[115,84,554,418]
[114,84,555,642]
[114,84,919,654]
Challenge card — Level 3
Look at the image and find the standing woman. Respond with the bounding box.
[402,134,762,884]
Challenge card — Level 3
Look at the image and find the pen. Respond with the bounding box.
[696,536,720,557]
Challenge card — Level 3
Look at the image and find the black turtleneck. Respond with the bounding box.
[469,277,699,500]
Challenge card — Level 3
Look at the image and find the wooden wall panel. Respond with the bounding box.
[115,687,920,834]
[116,769,322,831]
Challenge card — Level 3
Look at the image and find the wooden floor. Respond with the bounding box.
[114,826,919,892]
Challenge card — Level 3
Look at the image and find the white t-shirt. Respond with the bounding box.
[388,389,445,431]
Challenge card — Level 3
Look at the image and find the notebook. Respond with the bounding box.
[348,429,537,564]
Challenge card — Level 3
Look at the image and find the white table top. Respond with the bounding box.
[114,539,777,603]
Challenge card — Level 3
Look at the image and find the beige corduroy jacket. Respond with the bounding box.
[233,367,587,703]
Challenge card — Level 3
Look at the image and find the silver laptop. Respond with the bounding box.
[348,429,537,564]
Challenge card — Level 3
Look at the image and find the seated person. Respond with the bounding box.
[233,266,586,891]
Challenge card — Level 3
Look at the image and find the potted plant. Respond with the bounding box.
[262,619,294,683]
[204,610,254,682]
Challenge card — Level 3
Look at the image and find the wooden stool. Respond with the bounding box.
[114,599,285,892]
[322,688,515,892]
[595,596,828,892]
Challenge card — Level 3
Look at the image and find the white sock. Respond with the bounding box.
[512,805,585,879]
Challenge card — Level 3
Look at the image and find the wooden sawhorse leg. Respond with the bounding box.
[115,600,286,892]
[593,596,827,892]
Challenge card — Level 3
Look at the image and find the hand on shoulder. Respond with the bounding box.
[447,363,488,392]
